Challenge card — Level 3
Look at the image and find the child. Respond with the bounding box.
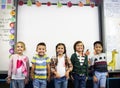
[70,41,88,88]
[31,42,50,88]
[50,43,73,88]
[90,41,108,88]
[7,41,29,88]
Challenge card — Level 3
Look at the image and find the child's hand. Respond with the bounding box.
[55,72,60,78]
[31,74,34,80]
[85,49,90,56]
[93,75,98,83]
[86,77,88,81]
[106,72,109,77]
[24,78,29,84]
[47,75,50,82]
[70,75,74,81]
[65,71,69,79]
[6,77,11,84]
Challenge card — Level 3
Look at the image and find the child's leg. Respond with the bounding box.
[80,76,86,88]
[40,80,47,88]
[93,81,99,88]
[73,79,80,88]
[72,73,81,88]
[17,80,25,88]
[54,78,61,88]
[93,71,100,88]
[11,79,18,88]
[100,72,107,88]
[33,79,40,88]
[62,79,68,88]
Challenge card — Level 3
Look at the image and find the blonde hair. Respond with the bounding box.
[14,41,26,53]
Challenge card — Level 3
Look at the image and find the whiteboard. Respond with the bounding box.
[0,9,13,71]
[17,5,100,66]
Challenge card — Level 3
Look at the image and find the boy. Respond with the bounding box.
[31,42,50,88]
[91,41,108,88]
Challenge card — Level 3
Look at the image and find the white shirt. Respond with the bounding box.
[56,56,66,77]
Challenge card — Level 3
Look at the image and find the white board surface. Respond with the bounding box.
[17,5,100,66]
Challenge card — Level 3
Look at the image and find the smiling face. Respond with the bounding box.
[15,42,25,55]
[94,43,103,54]
[36,45,46,56]
[75,42,84,53]
[56,44,65,56]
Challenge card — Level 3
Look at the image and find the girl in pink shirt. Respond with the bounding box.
[7,41,29,88]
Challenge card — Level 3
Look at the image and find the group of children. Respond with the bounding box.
[7,41,108,88]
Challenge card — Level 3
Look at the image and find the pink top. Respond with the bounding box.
[8,54,29,78]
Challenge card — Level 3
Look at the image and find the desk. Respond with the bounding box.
[107,70,120,88]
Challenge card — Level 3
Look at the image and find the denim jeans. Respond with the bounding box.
[33,79,47,88]
[73,73,86,88]
[54,76,68,88]
[94,71,107,88]
[12,79,25,88]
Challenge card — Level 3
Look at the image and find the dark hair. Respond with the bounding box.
[36,42,46,50]
[93,41,103,47]
[73,41,84,52]
[56,43,67,57]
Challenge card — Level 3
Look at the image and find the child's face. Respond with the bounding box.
[36,45,46,56]
[94,43,103,54]
[16,43,25,55]
[56,45,65,55]
[75,43,84,52]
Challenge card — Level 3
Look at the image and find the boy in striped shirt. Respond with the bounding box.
[31,42,50,88]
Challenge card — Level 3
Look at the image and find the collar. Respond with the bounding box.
[76,52,85,57]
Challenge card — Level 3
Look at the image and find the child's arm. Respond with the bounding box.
[67,58,73,72]
[25,57,30,84]
[65,58,73,79]
[31,64,35,80]
[47,63,50,82]
[93,75,98,83]
[50,58,60,78]
[7,56,13,84]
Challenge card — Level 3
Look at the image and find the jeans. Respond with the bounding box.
[54,76,68,88]
[73,73,86,88]
[94,71,107,88]
[12,79,25,88]
[33,79,47,88]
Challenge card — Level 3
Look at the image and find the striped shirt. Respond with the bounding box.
[31,54,50,79]
[91,53,108,73]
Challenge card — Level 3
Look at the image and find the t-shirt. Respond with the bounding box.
[56,56,65,77]
[31,54,50,79]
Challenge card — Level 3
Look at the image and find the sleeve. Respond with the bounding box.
[50,57,56,73]
[70,54,75,66]
[67,58,73,72]
[85,56,88,77]
[31,56,36,64]
[26,56,30,78]
[46,57,50,64]
[8,55,13,77]
[90,57,95,76]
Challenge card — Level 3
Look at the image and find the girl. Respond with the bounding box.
[51,43,73,88]
[70,41,88,88]
[7,41,29,88]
